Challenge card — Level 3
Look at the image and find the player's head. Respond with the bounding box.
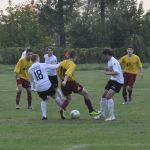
[102,48,113,60]
[26,48,32,60]
[47,47,53,56]
[69,51,77,62]
[31,54,40,63]
[127,47,134,56]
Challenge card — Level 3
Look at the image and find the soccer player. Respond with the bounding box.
[20,47,36,91]
[119,47,143,104]
[44,47,63,98]
[94,48,124,121]
[14,48,33,109]
[57,51,99,119]
[28,54,64,120]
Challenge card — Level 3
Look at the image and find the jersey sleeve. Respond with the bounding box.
[14,59,22,74]
[137,56,142,68]
[119,56,125,66]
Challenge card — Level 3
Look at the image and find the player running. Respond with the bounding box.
[119,47,143,104]
[14,48,33,109]
[44,47,63,99]
[57,51,99,119]
[28,54,64,120]
[94,48,124,121]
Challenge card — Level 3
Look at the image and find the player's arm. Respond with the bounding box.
[28,70,34,82]
[44,63,60,69]
[118,56,125,67]
[137,56,143,78]
[14,60,21,80]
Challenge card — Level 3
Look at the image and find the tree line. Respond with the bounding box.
[0,0,150,62]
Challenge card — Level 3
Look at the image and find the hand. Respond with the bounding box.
[139,72,143,79]
[62,81,67,87]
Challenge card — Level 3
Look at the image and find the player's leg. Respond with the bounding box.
[105,89,116,121]
[16,83,22,109]
[37,91,48,120]
[127,74,136,102]
[122,85,128,104]
[26,87,32,109]
[78,88,99,117]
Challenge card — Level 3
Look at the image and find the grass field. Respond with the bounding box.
[0,65,150,150]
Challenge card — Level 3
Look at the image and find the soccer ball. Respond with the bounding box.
[70,110,80,119]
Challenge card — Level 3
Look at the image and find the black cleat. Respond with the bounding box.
[60,110,66,120]
[42,117,47,120]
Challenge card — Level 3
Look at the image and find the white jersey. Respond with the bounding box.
[28,62,60,92]
[108,56,124,84]
[44,54,57,76]
[21,50,26,58]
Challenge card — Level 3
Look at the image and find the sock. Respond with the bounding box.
[41,100,47,118]
[56,88,63,99]
[16,91,22,105]
[107,99,115,117]
[62,100,70,110]
[128,89,132,100]
[84,98,94,113]
[122,87,127,102]
[100,97,107,115]
[55,95,63,108]
[27,90,32,107]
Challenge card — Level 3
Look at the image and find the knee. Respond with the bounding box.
[127,86,132,91]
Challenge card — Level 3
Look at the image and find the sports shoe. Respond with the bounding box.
[105,116,116,121]
[60,110,66,120]
[94,111,105,120]
[28,106,33,109]
[89,111,99,117]
[122,102,128,105]
[16,105,20,109]
[42,116,47,120]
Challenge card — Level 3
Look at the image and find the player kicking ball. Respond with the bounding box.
[94,48,124,121]
[28,54,64,120]
[57,51,99,119]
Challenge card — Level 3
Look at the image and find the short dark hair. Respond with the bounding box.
[31,54,39,62]
[102,48,113,56]
[127,46,134,50]
[70,51,76,58]
[47,47,53,51]
[26,47,32,54]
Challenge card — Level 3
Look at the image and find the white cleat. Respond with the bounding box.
[16,105,20,109]
[122,102,128,105]
[94,111,105,120]
[105,116,116,121]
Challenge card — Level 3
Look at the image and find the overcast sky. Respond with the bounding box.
[0,0,150,12]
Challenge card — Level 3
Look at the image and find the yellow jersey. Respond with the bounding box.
[14,57,32,80]
[119,54,142,74]
[57,60,76,81]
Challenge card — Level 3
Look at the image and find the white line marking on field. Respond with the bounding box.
[64,144,150,150]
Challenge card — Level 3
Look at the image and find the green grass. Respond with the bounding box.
[0,65,150,150]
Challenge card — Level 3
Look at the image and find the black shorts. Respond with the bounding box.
[48,75,58,88]
[37,86,56,100]
[105,80,123,93]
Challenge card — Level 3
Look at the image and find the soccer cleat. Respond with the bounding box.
[105,116,116,121]
[122,102,128,105]
[94,112,105,120]
[60,110,66,120]
[42,116,47,120]
[89,111,99,117]
[28,106,33,109]
[16,105,20,109]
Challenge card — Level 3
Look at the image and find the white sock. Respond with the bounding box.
[56,88,63,99]
[41,100,47,118]
[100,97,107,115]
[55,95,63,108]
[107,99,115,117]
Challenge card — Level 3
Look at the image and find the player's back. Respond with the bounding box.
[57,60,76,81]
[29,62,51,92]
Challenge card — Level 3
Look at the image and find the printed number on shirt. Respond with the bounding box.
[34,69,43,81]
